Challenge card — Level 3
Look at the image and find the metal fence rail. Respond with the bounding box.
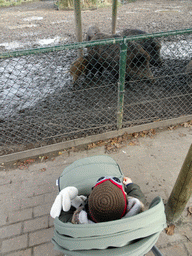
[1,29,192,159]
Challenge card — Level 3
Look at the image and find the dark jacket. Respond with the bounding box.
[124,183,146,205]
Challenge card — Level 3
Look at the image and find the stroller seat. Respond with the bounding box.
[52,155,166,256]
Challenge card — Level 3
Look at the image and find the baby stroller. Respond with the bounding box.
[52,155,166,256]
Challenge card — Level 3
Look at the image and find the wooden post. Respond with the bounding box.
[112,0,118,34]
[165,144,192,223]
[73,0,83,57]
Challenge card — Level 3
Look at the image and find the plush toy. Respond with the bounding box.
[50,186,87,218]
[50,176,145,224]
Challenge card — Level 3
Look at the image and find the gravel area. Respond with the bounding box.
[0,0,192,156]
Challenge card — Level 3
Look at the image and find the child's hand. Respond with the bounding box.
[123,177,132,185]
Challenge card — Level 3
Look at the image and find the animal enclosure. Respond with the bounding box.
[0,29,192,157]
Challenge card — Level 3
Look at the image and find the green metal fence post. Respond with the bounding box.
[73,0,83,57]
[112,0,118,34]
[117,39,127,130]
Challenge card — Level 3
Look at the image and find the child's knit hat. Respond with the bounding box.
[88,177,127,222]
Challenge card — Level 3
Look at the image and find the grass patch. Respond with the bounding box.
[0,0,35,7]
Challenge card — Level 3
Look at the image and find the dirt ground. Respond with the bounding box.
[1,0,192,156]
[0,0,192,51]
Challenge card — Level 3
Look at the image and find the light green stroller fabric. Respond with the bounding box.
[58,155,124,196]
[52,155,166,256]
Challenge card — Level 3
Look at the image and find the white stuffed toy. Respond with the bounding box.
[50,186,87,218]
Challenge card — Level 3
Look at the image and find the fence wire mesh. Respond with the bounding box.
[1,30,192,156]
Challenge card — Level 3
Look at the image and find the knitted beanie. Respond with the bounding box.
[88,180,127,222]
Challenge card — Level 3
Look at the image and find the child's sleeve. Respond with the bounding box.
[124,183,146,205]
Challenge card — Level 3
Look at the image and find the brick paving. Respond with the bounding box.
[1,126,192,256]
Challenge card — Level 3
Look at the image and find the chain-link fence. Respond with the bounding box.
[1,29,192,157]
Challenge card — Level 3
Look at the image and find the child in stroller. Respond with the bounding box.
[51,175,146,224]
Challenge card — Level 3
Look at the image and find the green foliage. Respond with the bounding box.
[97,0,113,8]
[56,0,73,9]
[0,0,34,7]
[56,0,113,10]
